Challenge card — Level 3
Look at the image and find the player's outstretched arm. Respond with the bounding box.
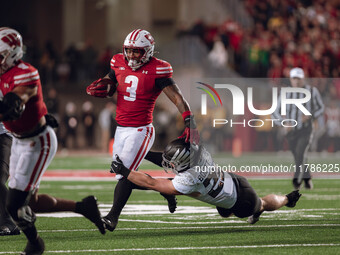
[110,155,182,195]
[163,85,200,144]
[129,172,181,195]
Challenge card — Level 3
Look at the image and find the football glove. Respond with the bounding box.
[178,111,200,144]
[110,155,131,178]
[0,92,25,121]
[86,78,116,98]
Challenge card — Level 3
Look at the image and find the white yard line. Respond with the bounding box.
[1,243,340,254]
[36,205,340,218]
[29,223,340,233]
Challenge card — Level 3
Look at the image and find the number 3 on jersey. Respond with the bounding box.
[124,75,138,101]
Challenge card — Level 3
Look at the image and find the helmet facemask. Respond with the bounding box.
[123,29,155,71]
[0,50,11,75]
[124,47,146,71]
[161,139,200,174]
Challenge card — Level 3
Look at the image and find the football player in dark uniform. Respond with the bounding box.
[111,138,302,224]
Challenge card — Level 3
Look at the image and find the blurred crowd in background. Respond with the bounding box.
[21,0,340,154]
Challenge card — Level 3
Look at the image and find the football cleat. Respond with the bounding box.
[286,190,302,208]
[247,211,262,224]
[292,179,301,190]
[102,216,118,232]
[0,224,20,236]
[20,235,44,255]
[247,215,260,225]
[79,196,106,235]
[304,179,313,190]
[160,193,177,213]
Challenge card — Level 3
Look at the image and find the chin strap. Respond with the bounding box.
[128,59,143,71]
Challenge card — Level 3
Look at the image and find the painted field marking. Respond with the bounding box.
[33,223,340,233]
[1,243,340,254]
[36,205,340,218]
[42,169,340,181]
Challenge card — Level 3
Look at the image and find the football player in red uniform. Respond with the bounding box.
[0,27,105,254]
[87,29,199,231]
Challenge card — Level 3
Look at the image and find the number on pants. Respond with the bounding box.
[124,75,138,101]
[202,171,224,198]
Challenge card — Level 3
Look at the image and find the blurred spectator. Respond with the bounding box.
[82,40,98,81]
[62,102,78,149]
[97,46,114,77]
[45,88,60,121]
[190,19,205,41]
[56,56,71,83]
[65,44,80,82]
[180,0,339,82]
[39,41,58,85]
[208,37,228,69]
[45,87,61,145]
[324,100,340,152]
[81,101,96,148]
[98,102,116,153]
[254,105,273,151]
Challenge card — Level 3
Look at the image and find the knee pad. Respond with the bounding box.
[16,205,36,230]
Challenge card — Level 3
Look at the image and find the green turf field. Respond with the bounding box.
[1,153,340,254]
[49,151,340,170]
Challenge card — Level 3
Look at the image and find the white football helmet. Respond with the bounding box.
[0,27,23,75]
[123,29,155,71]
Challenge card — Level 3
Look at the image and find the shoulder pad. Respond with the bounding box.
[110,53,125,70]
[154,59,173,77]
[12,64,39,86]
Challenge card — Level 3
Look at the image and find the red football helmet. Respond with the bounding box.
[0,27,23,75]
[123,29,155,71]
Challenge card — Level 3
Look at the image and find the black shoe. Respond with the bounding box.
[102,216,118,232]
[79,196,106,235]
[286,190,302,208]
[247,211,263,224]
[0,224,20,236]
[21,235,45,255]
[304,179,313,190]
[247,215,260,224]
[160,193,177,213]
[292,179,301,190]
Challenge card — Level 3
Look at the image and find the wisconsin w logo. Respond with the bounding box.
[196,82,223,115]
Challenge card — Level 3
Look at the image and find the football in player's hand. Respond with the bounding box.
[86,78,117,98]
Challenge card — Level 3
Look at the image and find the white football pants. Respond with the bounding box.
[112,124,155,179]
[8,126,57,192]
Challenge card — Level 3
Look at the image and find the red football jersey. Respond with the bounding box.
[0,60,47,134]
[110,54,173,127]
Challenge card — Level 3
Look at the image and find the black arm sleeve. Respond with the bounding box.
[145,151,163,167]
[0,100,5,114]
[108,69,118,84]
[155,77,175,90]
